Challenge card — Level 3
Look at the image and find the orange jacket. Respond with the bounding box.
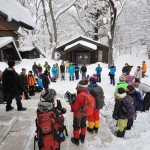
[142,64,147,72]
[28,75,36,86]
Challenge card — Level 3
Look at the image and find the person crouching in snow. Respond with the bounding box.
[70,79,95,145]
[113,88,135,138]
[87,75,104,134]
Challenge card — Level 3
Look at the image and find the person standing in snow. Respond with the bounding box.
[40,70,50,90]
[32,62,38,77]
[2,60,27,111]
[52,64,58,78]
[134,66,142,81]
[87,75,104,134]
[68,63,75,81]
[75,64,80,80]
[95,64,102,83]
[65,60,70,73]
[134,79,150,111]
[108,63,116,86]
[56,63,60,78]
[60,62,65,81]
[37,63,43,77]
[81,64,87,80]
[43,61,51,79]
[141,61,147,78]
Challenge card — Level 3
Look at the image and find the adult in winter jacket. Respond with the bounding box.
[68,63,75,81]
[87,75,104,134]
[52,65,58,78]
[2,60,26,111]
[65,60,70,73]
[75,64,80,80]
[125,75,134,86]
[37,63,42,77]
[60,62,65,80]
[40,70,50,90]
[113,88,135,138]
[20,68,30,100]
[122,63,133,75]
[141,61,147,78]
[71,80,93,145]
[81,64,87,80]
[32,62,38,77]
[134,66,142,81]
[95,64,102,83]
[43,61,51,78]
[28,71,36,96]
[108,63,116,86]
[134,79,150,111]
[114,75,128,96]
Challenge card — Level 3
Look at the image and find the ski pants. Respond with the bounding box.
[97,75,101,83]
[110,73,115,85]
[118,119,128,132]
[88,109,100,129]
[73,117,87,139]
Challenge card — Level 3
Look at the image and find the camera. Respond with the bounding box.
[64,91,76,104]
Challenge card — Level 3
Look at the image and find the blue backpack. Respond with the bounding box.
[122,95,136,119]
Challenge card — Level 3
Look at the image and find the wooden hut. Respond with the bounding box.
[56,36,109,64]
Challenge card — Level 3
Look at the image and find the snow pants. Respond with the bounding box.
[75,71,79,80]
[97,75,101,83]
[88,109,100,129]
[110,73,115,85]
[118,119,128,132]
[143,92,150,111]
[73,117,87,139]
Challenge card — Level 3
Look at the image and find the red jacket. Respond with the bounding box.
[71,88,88,118]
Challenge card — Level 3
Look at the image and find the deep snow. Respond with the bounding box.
[0,53,150,150]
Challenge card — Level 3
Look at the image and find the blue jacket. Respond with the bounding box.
[96,67,102,75]
[108,66,116,74]
[68,65,75,77]
[52,67,58,77]
[37,78,44,88]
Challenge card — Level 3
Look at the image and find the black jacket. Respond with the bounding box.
[81,66,87,73]
[40,74,50,89]
[20,73,28,87]
[60,65,65,73]
[3,68,24,95]
[32,64,38,72]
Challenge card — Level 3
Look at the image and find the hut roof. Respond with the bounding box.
[0,37,13,48]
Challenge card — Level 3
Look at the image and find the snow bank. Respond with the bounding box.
[0,37,13,48]
[0,0,34,27]
[19,46,34,52]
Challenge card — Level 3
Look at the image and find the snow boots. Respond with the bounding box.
[87,127,94,134]
[93,127,98,133]
[71,137,79,146]
[6,106,14,111]
[80,134,85,144]
[117,130,125,138]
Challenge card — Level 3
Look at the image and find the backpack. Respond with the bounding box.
[80,92,95,117]
[34,101,68,150]
[91,86,104,109]
[122,95,135,119]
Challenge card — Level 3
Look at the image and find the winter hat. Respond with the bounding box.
[118,88,126,94]
[89,74,97,84]
[126,75,132,82]
[119,74,126,81]
[77,79,89,88]
[29,70,33,74]
[127,85,135,93]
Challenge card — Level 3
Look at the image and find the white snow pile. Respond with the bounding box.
[64,40,97,51]
[19,46,34,52]
[0,37,13,48]
[0,0,34,27]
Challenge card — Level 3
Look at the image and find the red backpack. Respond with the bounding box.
[34,102,68,150]
[80,92,95,117]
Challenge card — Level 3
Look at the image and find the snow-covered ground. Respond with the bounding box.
[0,53,150,150]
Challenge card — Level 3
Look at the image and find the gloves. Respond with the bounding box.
[57,100,62,110]
[61,108,67,114]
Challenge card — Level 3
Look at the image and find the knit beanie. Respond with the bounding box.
[77,79,89,88]
[119,74,126,81]
[89,74,97,84]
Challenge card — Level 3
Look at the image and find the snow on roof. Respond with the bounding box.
[0,37,13,48]
[19,46,34,52]
[0,0,34,28]
[64,40,97,51]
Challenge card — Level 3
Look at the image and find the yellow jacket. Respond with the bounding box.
[142,64,147,72]
[65,62,70,68]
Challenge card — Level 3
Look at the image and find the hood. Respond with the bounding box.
[77,87,88,94]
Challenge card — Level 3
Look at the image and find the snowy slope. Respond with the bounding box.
[0,54,150,150]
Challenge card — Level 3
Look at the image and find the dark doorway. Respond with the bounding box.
[76,53,89,64]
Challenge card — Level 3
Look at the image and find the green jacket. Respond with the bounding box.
[114,81,128,96]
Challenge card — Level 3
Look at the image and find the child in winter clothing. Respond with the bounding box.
[134,66,142,81]
[87,75,104,134]
[108,63,116,86]
[40,70,50,90]
[81,64,87,80]
[43,61,51,78]
[141,61,147,78]
[28,71,36,96]
[126,75,134,86]
[37,63,42,77]
[70,80,94,145]
[52,64,58,78]
[56,63,60,78]
[75,64,80,80]
[68,63,75,81]
[95,64,102,83]
[113,88,135,138]
[60,62,65,81]
[65,60,70,73]
[114,75,128,96]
